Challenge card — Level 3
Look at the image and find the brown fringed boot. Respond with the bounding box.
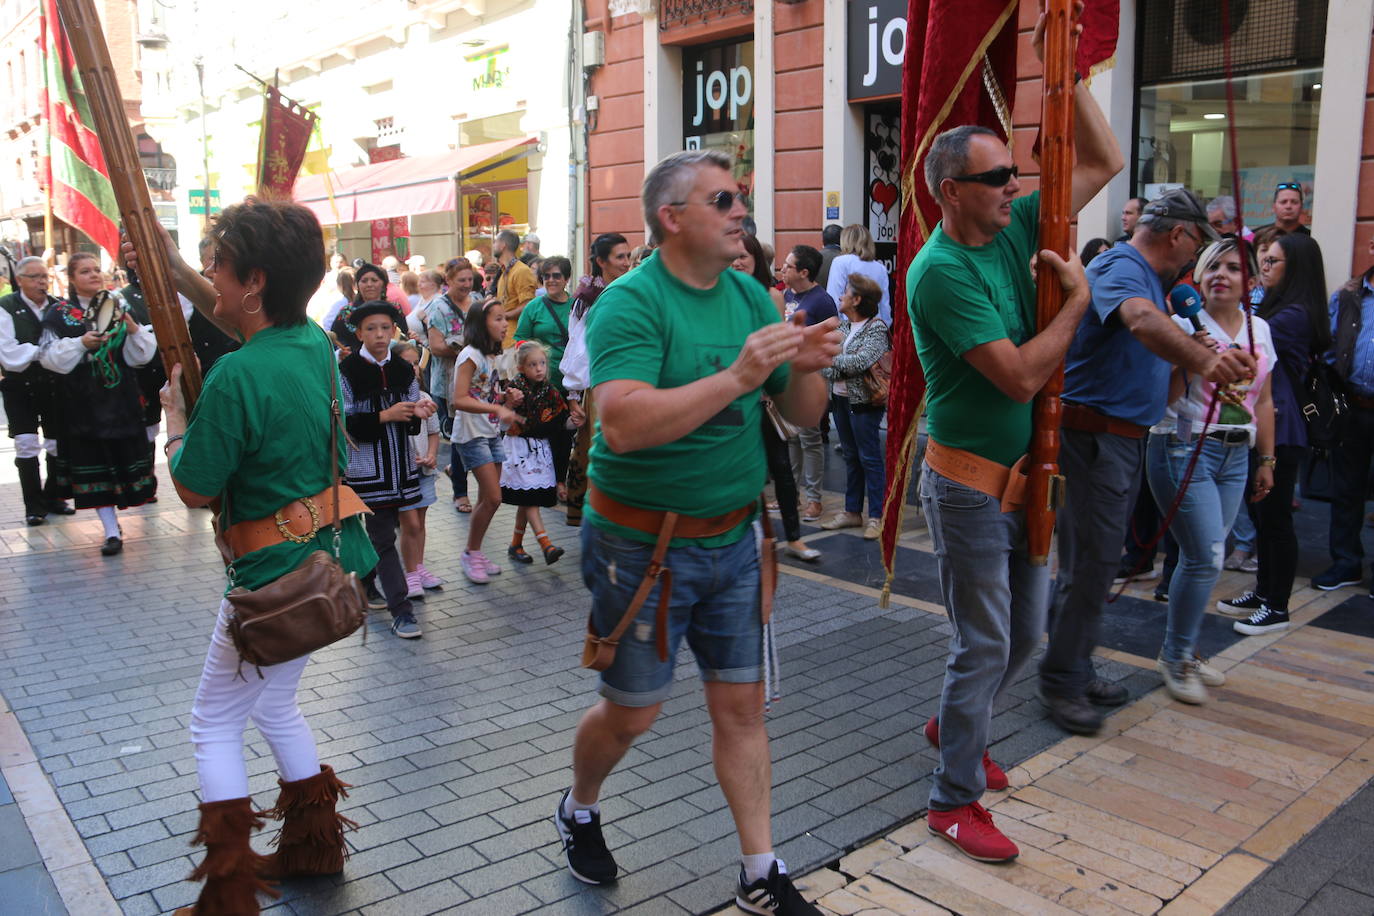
[173,797,278,915]
[258,765,357,878]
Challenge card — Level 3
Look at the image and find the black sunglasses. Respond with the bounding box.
[671,190,748,212]
[951,165,1019,187]
[544,271,564,280]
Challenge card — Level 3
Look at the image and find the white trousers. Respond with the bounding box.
[190,601,320,802]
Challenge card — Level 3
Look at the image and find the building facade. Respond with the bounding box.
[584,0,1374,292]
[142,0,585,268]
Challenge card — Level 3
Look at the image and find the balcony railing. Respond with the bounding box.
[659,0,752,29]
[143,167,177,191]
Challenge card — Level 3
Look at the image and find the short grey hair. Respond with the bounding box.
[925,126,1000,203]
[495,229,520,253]
[1207,195,1237,221]
[16,256,44,274]
[642,149,734,240]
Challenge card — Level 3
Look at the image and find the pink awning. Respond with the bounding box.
[293,136,537,225]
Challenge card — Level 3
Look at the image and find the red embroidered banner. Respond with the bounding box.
[256,87,317,200]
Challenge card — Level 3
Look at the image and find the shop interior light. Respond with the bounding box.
[1313,83,1322,90]
[1203,113,1226,120]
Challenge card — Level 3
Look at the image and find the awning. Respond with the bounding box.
[293,135,537,226]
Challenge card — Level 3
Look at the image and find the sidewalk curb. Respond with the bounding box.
[0,696,120,915]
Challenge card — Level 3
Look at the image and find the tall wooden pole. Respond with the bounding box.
[53,0,202,407]
[1024,0,1076,566]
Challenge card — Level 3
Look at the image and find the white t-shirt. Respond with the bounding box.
[452,346,503,443]
[408,393,442,475]
[1151,309,1275,447]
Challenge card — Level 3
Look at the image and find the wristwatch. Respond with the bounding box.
[1258,454,1277,468]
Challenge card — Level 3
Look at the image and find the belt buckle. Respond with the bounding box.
[275,496,322,544]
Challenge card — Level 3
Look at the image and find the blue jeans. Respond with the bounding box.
[1146,434,1249,663]
[831,395,886,517]
[1230,505,1256,554]
[920,464,1050,808]
[580,523,763,707]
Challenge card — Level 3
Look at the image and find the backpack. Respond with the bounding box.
[1293,359,1348,451]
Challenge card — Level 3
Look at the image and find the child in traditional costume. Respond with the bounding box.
[394,339,444,597]
[502,341,582,564]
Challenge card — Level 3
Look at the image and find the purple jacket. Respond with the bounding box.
[1266,302,1314,449]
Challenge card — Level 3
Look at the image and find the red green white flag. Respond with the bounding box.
[40,0,120,257]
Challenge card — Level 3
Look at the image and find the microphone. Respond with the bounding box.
[1169,284,1204,335]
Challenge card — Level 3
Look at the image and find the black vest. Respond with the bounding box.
[0,292,57,380]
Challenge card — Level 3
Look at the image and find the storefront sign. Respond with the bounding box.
[466,45,512,93]
[865,109,900,273]
[847,0,907,102]
[682,39,755,208]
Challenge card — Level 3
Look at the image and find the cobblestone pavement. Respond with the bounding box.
[0,437,1369,915]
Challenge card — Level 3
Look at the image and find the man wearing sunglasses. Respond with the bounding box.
[905,4,1124,866]
[1269,182,1310,236]
[557,149,840,915]
[1043,188,1258,737]
[0,256,73,525]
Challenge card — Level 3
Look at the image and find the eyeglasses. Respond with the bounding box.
[1261,256,1282,268]
[951,165,1019,187]
[1276,182,1301,191]
[543,271,564,280]
[17,273,47,280]
[671,190,748,212]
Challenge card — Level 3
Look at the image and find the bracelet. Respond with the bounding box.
[163,434,185,456]
[1258,454,1277,467]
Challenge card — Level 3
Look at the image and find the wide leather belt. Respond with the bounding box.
[1062,402,1148,439]
[588,483,754,540]
[224,485,370,557]
[923,438,1027,513]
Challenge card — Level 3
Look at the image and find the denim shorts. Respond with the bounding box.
[580,523,763,707]
[456,435,505,470]
[401,472,436,511]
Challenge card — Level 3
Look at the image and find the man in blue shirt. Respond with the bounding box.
[1315,234,1374,593]
[1040,189,1255,735]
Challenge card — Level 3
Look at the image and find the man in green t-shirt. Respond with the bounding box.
[554,150,839,914]
[905,43,1120,864]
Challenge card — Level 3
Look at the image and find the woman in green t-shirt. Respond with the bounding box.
[159,200,376,916]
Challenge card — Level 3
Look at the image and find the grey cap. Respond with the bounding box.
[1138,189,1221,241]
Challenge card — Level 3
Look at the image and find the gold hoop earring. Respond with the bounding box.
[241,291,263,315]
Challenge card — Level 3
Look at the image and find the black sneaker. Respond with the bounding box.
[1086,678,1129,707]
[553,790,617,885]
[1038,689,1103,736]
[736,861,821,915]
[1112,563,1157,585]
[1234,605,1290,636]
[1216,590,1264,617]
[1312,566,1361,591]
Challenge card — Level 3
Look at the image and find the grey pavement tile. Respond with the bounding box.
[453,849,556,898]
[0,861,66,916]
[284,872,403,916]
[1223,885,1307,916]
[359,879,470,915]
[387,845,488,892]
[1298,884,1374,915]
[437,884,541,915]
[0,804,42,871]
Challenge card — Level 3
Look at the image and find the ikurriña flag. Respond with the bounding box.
[878,0,1120,602]
[39,0,120,258]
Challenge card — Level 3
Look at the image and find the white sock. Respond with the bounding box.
[742,852,779,883]
[562,792,599,823]
[96,506,120,539]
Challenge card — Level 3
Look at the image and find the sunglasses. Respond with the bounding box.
[671,189,749,212]
[951,165,1019,187]
[1276,182,1301,191]
[543,271,564,280]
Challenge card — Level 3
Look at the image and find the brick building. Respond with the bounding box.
[582,0,1374,293]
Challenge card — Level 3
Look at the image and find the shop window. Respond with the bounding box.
[1134,0,1327,228]
[682,38,754,218]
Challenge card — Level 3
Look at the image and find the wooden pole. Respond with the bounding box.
[1024,0,1075,566]
[54,0,202,407]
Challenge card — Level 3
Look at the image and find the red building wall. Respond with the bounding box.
[772,2,824,260]
[1357,21,1374,279]
[585,2,647,247]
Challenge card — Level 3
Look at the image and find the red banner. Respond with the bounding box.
[257,87,317,200]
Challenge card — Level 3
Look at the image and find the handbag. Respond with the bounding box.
[220,342,367,671]
[862,327,894,406]
[762,397,798,440]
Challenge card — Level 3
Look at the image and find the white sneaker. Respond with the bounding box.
[1157,657,1207,705]
[1192,655,1226,687]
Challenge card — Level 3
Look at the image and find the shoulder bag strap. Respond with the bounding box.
[542,298,569,346]
[326,334,343,558]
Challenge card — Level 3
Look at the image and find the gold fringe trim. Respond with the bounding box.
[878,390,929,609]
[1082,53,1116,87]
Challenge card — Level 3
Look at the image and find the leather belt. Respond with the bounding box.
[923,438,1027,513]
[588,483,755,541]
[1205,428,1250,445]
[1349,392,1374,411]
[224,485,370,557]
[1061,402,1148,439]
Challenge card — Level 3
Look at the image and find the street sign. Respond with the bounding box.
[188,189,222,215]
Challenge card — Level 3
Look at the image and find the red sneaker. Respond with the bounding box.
[923,716,1009,791]
[927,802,1019,862]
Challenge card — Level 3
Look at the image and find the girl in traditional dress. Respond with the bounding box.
[502,341,582,564]
[39,252,158,555]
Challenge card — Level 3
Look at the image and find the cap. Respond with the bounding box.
[1138,189,1221,241]
[405,254,427,269]
[522,232,539,246]
[349,300,404,330]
